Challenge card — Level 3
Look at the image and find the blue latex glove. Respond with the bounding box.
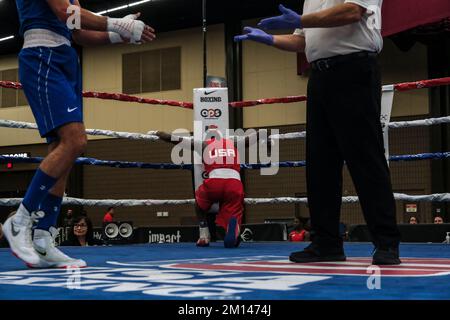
[258,4,302,30]
[234,27,274,45]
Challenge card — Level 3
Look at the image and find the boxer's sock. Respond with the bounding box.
[22,168,58,214]
[35,193,62,231]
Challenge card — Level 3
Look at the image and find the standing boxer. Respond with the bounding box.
[3,0,155,268]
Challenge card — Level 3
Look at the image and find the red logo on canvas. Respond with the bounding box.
[173,258,450,277]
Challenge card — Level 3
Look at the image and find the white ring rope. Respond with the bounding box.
[1,116,449,143]
[0,197,195,207]
[0,119,159,142]
[387,116,450,129]
[0,193,449,207]
[246,193,450,204]
[270,116,450,140]
[270,131,307,140]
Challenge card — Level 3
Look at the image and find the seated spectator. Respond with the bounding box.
[289,218,310,242]
[434,216,444,224]
[288,218,300,233]
[409,216,419,224]
[103,207,115,223]
[60,215,103,246]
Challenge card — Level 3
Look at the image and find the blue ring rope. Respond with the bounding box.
[0,152,448,170]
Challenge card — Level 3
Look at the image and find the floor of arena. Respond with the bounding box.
[0,242,449,300]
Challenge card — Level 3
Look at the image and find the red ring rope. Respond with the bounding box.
[1,77,449,109]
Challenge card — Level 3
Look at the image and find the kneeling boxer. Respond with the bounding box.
[155,129,260,248]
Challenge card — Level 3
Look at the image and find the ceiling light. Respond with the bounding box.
[0,35,14,42]
[96,0,153,15]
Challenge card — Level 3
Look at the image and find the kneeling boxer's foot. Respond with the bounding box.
[196,226,210,247]
[196,238,210,247]
[289,243,346,263]
[224,217,240,248]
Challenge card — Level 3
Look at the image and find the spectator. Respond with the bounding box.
[409,216,419,224]
[288,218,300,234]
[60,215,103,246]
[434,216,444,224]
[103,207,115,223]
[289,218,310,242]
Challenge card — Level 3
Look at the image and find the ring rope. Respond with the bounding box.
[389,152,450,162]
[0,156,192,170]
[0,120,160,142]
[387,116,450,129]
[1,193,449,207]
[1,152,449,171]
[271,116,450,140]
[1,77,449,109]
[242,152,450,169]
[1,116,450,143]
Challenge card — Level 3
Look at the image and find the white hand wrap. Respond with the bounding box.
[108,32,123,44]
[199,227,211,239]
[107,17,144,44]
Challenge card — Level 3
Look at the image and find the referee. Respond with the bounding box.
[235,0,401,265]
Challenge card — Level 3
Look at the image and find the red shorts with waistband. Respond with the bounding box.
[195,178,244,229]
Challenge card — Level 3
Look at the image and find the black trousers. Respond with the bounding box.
[306,54,401,250]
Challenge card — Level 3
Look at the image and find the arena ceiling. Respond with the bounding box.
[0,0,303,55]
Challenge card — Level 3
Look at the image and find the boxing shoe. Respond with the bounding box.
[2,204,42,268]
[196,226,210,247]
[33,227,87,268]
[224,217,241,248]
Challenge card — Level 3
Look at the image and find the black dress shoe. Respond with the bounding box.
[372,247,401,265]
[289,244,346,263]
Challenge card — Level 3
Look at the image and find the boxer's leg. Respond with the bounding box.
[195,183,213,247]
[221,180,244,248]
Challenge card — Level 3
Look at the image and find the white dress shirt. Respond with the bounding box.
[294,0,383,62]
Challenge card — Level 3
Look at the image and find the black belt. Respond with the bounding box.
[310,51,378,72]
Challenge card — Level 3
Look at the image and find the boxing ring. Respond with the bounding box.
[0,77,449,300]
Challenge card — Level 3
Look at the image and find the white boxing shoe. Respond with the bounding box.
[2,204,43,268]
[33,227,87,269]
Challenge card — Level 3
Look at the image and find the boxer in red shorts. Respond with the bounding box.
[155,129,258,248]
[195,136,244,248]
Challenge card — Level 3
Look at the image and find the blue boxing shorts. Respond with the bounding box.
[18,45,83,143]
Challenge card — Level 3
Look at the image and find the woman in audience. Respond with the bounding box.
[60,215,103,246]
